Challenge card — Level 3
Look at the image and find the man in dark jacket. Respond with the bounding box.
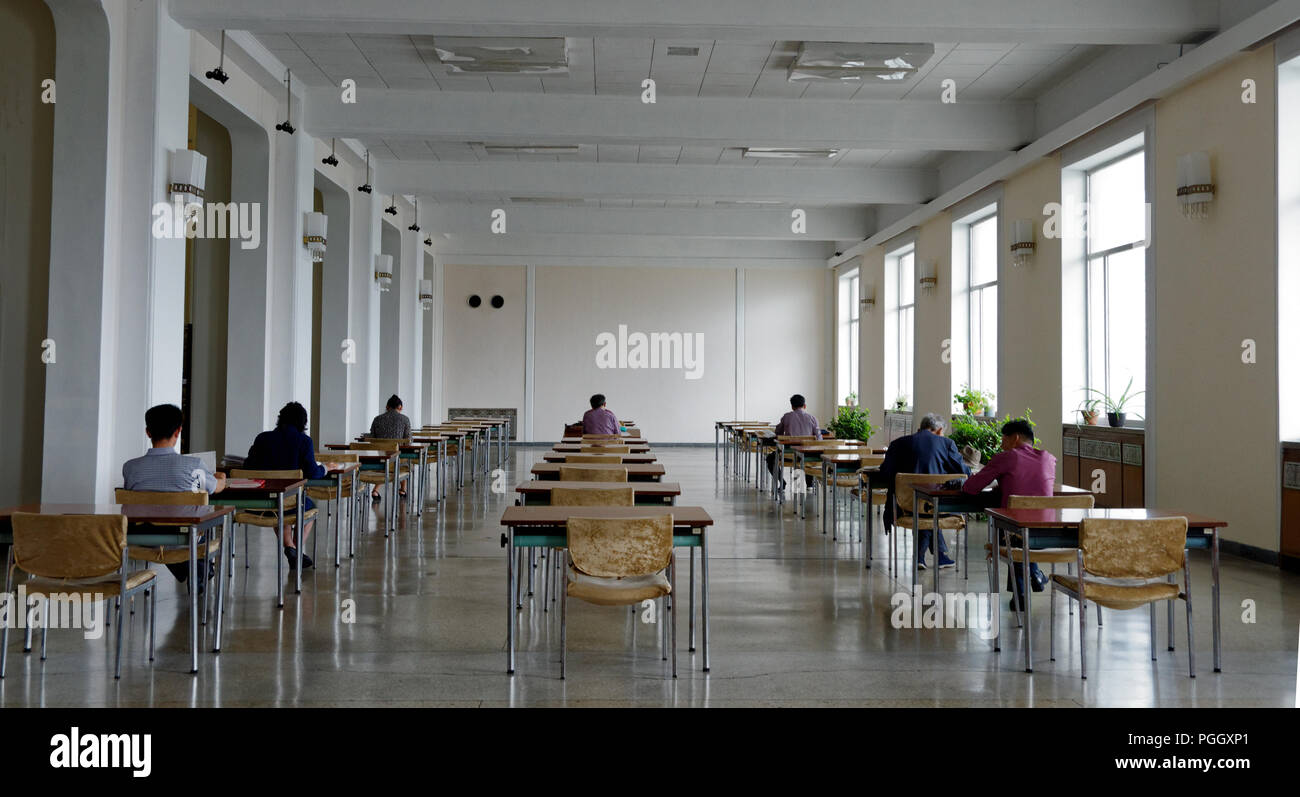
[880,413,969,570]
[245,401,326,569]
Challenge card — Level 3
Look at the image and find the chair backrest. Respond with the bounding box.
[858,455,885,469]
[580,445,630,454]
[581,434,620,441]
[623,428,641,437]
[1008,494,1095,509]
[1078,517,1187,579]
[316,452,360,463]
[567,515,673,578]
[565,455,623,464]
[11,512,128,580]
[231,468,303,479]
[894,473,956,514]
[353,440,400,453]
[114,488,209,506]
[559,465,628,483]
[551,486,636,507]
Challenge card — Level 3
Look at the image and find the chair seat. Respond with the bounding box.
[894,513,966,530]
[235,508,319,527]
[1050,574,1180,610]
[305,484,355,501]
[983,543,1077,564]
[128,539,221,565]
[565,567,671,606]
[850,488,888,505]
[358,467,410,485]
[830,474,860,488]
[21,569,156,599]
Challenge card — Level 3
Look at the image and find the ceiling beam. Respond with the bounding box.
[375,160,934,204]
[411,204,870,240]
[427,233,833,269]
[172,0,1218,45]
[305,90,1034,153]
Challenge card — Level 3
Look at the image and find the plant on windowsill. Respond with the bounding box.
[953,384,994,417]
[828,404,875,442]
[948,408,1042,464]
[1084,378,1145,427]
[1074,395,1102,426]
[893,396,909,412]
[843,391,858,407]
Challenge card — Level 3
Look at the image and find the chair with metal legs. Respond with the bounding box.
[991,493,1098,626]
[115,489,223,623]
[891,474,967,589]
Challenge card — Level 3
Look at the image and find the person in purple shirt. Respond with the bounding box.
[961,418,1055,605]
[766,394,822,490]
[582,394,621,435]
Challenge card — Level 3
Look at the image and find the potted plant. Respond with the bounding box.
[953,384,994,416]
[843,391,857,407]
[828,405,875,442]
[1075,396,1102,426]
[1084,378,1144,427]
[893,395,908,412]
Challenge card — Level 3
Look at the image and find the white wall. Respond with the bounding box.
[442,263,527,420]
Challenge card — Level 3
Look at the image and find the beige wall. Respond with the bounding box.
[1000,156,1064,479]
[187,108,231,456]
[0,0,54,505]
[1151,46,1278,549]
[442,264,527,415]
[914,213,953,422]
[744,268,830,426]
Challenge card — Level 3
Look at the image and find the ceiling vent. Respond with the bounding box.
[666,46,701,57]
[788,42,934,82]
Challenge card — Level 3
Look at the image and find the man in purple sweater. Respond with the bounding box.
[767,394,822,489]
[582,394,621,435]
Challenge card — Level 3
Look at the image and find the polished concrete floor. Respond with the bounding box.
[2,445,1297,707]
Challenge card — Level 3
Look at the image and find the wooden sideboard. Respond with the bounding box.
[1281,442,1300,571]
[1061,424,1145,508]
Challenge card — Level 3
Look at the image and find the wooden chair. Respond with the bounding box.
[312,452,360,563]
[1050,516,1194,679]
[892,473,968,587]
[559,466,628,483]
[2,513,157,679]
[114,489,223,623]
[564,455,623,464]
[229,469,317,584]
[551,487,636,507]
[561,515,675,679]
[580,445,630,454]
[994,493,1098,624]
[351,441,411,501]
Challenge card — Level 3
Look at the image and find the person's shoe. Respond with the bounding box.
[916,560,927,571]
[1008,596,1025,612]
[938,555,957,569]
[1030,569,1048,592]
[284,547,314,570]
[371,492,382,503]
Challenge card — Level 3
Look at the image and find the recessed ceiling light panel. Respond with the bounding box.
[432,36,569,74]
[742,147,841,159]
[788,42,934,82]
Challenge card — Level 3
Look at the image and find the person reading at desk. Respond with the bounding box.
[880,413,969,571]
[367,394,411,501]
[582,394,620,435]
[121,403,226,585]
[766,393,822,490]
[244,401,326,570]
[960,419,1055,607]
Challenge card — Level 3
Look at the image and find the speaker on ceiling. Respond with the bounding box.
[468,295,482,308]
[491,295,504,309]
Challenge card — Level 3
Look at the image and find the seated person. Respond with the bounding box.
[367,394,411,500]
[880,413,969,570]
[960,419,1056,607]
[244,401,326,569]
[121,403,226,585]
[582,394,620,435]
[766,393,822,489]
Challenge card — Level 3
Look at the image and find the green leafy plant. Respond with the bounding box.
[953,383,994,416]
[893,395,908,411]
[1084,377,1144,416]
[1074,394,1102,425]
[828,405,875,442]
[843,391,858,407]
[947,408,1041,464]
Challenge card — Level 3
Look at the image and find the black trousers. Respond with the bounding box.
[766,452,814,488]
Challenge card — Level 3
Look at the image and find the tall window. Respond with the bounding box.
[885,245,915,408]
[837,269,860,403]
[1085,149,1146,420]
[966,213,998,410]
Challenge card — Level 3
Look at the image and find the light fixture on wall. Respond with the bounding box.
[357,150,373,194]
[860,283,876,313]
[1010,219,1036,268]
[374,254,393,292]
[168,148,208,216]
[275,70,296,134]
[419,279,434,310]
[322,137,339,167]
[1176,151,1215,219]
[384,195,398,216]
[408,198,421,232]
[918,260,937,294]
[205,31,230,83]
[303,212,327,263]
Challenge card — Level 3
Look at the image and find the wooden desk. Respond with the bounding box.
[0,503,235,673]
[307,462,360,566]
[499,505,714,674]
[552,444,651,453]
[324,448,403,535]
[211,477,307,604]
[561,437,648,445]
[530,463,666,482]
[515,480,680,505]
[542,453,657,464]
[410,435,449,503]
[986,507,1227,673]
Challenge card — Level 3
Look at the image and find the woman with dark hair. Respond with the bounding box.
[245,401,327,568]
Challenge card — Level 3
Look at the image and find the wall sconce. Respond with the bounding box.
[1176,151,1215,219]
[1010,219,1035,268]
[859,284,876,313]
[419,279,433,310]
[918,260,937,294]
[303,212,327,263]
[374,254,393,292]
[168,149,207,214]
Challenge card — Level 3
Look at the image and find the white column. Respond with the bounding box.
[398,219,421,420]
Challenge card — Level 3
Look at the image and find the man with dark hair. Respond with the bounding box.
[962,418,1055,605]
[582,393,620,435]
[245,401,327,569]
[880,413,969,570]
[767,394,822,488]
[122,403,226,583]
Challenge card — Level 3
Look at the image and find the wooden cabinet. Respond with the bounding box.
[1062,425,1145,508]
[1281,443,1300,571]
